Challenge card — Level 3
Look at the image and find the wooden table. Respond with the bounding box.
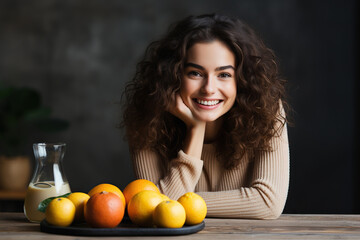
[1,212,360,239]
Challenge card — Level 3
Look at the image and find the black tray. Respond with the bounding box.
[40,218,205,236]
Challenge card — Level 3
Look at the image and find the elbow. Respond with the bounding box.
[254,187,287,220]
[262,204,283,220]
[252,201,284,220]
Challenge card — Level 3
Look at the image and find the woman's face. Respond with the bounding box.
[180,40,237,123]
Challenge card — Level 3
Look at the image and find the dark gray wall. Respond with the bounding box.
[0,0,358,213]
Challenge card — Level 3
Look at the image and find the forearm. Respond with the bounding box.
[197,122,290,219]
[132,149,204,200]
[132,122,206,200]
[197,181,288,219]
[157,150,203,199]
[156,123,206,198]
[182,123,206,159]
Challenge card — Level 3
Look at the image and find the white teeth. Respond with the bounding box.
[196,99,220,106]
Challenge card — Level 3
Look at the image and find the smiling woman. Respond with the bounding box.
[180,41,236,122]
[121,14,290,219]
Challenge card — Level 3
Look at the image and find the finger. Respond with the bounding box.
[170,94,184,117]
[175,94,191,115]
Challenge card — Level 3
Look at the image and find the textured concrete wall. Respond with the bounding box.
[0,0,357,213]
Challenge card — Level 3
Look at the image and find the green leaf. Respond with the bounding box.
[0,86,13,101]
[7,88,41,116]
[23,107,51,122]
[37,192,71,213]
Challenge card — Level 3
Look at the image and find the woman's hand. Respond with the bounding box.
[168,93,203,128]
[168,93,206,158]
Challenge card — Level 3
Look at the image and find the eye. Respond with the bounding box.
[218,72,232,78]
[187,71,202,78]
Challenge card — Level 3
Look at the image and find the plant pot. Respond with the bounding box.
[0,155,31,191]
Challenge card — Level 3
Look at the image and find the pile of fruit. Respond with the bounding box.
[42,179,207,229]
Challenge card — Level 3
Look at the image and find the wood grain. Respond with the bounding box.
[1,213,360,239]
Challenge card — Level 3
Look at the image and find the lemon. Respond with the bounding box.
[127,190,164,227]
[177,192,207,225]
[67,192,90,222]
[45,197,75,227]
[153,200,186,228]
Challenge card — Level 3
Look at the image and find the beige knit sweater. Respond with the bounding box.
[132,123,289,219]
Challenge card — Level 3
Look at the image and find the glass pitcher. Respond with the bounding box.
[24,143,71,223]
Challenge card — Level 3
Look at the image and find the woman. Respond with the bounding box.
[122,14,290,219]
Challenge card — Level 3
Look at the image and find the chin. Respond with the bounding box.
[194,114,220,122]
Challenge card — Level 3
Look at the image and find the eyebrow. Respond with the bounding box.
[185,62,235,71]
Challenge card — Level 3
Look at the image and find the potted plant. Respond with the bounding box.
[0,83,69,191]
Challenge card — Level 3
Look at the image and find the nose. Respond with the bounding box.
[201,76,216,95]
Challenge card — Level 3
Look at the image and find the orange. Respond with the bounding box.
[177,192,207,225]
[88,183,125,207]
[67,192,90,222]
[85,191,125,228]
[45,197,75,227]
[123,179,160,206]
[153,200,186,228]
[127,190,164,227]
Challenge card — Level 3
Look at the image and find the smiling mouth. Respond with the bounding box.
[194,99,222,106]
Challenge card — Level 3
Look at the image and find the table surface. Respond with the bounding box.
[1,212,360,239]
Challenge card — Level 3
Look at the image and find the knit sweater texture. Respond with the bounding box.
[132,123,289,219]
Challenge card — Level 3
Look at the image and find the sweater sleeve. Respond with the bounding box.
[132,149,204,200]
[197,122,290,219]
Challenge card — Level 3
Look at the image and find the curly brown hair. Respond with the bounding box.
[122,14,289,169]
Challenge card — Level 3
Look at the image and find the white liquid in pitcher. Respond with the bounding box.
[24,181,71,223]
